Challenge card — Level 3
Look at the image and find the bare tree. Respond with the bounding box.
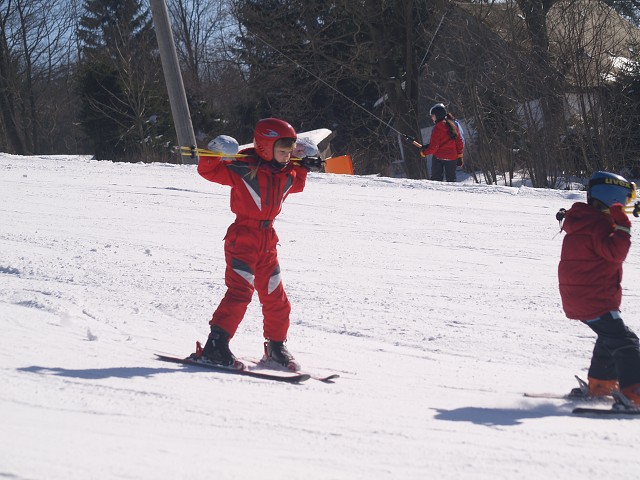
[435,0,638,186]
[77,0,173,162]
[168,0,233,86]
[228,0,443,177]
[167,0,237,142]
[552,0,634,173]
[0,0,77,154]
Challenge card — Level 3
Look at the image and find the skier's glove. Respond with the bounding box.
[419,144,430,158]
[609,203,631,233]
[299,156,324,172]
[456,155,464,167]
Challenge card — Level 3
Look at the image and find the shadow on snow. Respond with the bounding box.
[18,365,184,380]
[433,403,569,426]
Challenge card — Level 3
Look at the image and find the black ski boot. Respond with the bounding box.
[200,326,240,368]
[263,340,300,371]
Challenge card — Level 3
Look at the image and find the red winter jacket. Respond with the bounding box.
[197,148,308,221]
[558,202,630,320]
[422,120,464,160]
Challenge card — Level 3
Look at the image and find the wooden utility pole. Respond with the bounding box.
[149,0,198,164]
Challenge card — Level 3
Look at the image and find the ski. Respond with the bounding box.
[523,392,611,402]
[573,392,640,415]
[246,358,340,383]
[155,354,310,383]
[308,372,340,383]
[523,375,609,401]
[572,406,640,416]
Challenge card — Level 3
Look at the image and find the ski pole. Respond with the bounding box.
[557,203,640,225]
[558,203,640,222]
[180,146,250,158]
[403,135,424,149]
[180,146,324,168]
[626,202,640,217]
[606,203,640,217]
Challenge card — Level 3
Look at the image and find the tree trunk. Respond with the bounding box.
[516,0,566,187]
[0,32,25,154]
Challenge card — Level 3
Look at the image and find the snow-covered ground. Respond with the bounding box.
[1,153,638,480]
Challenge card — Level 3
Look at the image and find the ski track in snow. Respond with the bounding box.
[1,153,639,479]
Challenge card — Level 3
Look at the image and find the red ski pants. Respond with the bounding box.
[210,221,291,341]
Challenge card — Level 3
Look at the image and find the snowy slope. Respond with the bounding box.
[1,154,639,480]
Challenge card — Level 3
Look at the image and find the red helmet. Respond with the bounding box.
[253,118,297,161]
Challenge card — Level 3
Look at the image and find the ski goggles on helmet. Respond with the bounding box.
[588,174,637,206]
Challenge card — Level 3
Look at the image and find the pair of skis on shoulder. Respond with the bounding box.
[524,375,640,416]
[155,352,339,384]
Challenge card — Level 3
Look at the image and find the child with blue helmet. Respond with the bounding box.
[558,171,640,405]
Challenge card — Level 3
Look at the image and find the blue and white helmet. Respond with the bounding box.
[587,171,636,207]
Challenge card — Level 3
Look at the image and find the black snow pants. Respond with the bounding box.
[583,311,640,389]
[430,158,457,182]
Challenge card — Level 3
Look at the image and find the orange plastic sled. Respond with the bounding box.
[324,155,354,175]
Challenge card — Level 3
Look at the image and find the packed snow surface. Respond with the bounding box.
[1,154,638,479]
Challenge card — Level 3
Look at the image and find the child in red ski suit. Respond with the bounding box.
[420,103,464,182]
[558,171,640,405]
[196,118,309,370]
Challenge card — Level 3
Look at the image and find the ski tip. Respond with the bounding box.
[155,353,179,361]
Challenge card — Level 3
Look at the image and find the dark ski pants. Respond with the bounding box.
[430,158,457,182]
[582,311,640,389]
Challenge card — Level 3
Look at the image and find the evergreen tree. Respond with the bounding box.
[603,0,640,26]
[77,0,173,162]
[608,57,640,176]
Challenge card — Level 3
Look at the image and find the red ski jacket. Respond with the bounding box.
[197,148,308,221]
[422,120,464,160]
[558,202,630,320]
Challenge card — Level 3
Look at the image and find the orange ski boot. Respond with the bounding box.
[621,384,640,407]
[588,377,619,397]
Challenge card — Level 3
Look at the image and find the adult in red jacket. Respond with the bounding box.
[420,103,464,182]
[558,171,640,405]
[195,118,309,370]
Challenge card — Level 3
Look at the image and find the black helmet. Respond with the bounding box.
[430,103,447,121]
